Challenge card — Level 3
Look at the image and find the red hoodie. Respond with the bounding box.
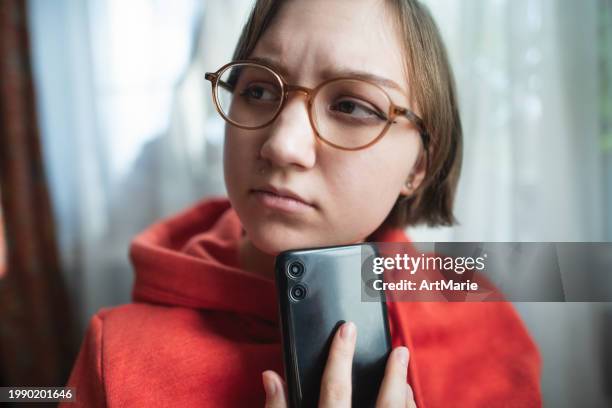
[62,197,541,407]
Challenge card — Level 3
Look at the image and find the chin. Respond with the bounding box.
[247,225,369,257]
[246,228,314,255]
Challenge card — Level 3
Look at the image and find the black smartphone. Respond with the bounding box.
[274,243,391,408]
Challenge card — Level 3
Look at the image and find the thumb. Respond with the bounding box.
[406,382,417,408]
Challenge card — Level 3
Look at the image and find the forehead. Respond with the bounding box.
[250,0,411,102]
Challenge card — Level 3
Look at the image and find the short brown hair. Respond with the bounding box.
[231,0,463,233]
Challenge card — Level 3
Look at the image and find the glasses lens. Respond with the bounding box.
[215,63,283,128]
[312,79,391,149]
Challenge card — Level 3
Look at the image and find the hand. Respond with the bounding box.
[262,321,417,407]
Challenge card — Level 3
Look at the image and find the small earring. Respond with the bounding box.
[402,181,415,200]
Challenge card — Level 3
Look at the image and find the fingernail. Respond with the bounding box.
[340,321,356,340]
[395,347,409,366]
[262,372,277,397]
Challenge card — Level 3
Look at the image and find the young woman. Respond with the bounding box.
[63,0,541,406]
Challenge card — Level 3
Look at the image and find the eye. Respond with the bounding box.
[329,98,387,122]
[239,83,280,102]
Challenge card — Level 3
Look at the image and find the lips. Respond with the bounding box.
[252,185,314,207]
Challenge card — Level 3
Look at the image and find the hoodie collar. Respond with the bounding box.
[130,197,408,325]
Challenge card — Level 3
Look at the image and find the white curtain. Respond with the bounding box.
[27,0,252,328]
[411,0,604,243]
[410,1,610,406]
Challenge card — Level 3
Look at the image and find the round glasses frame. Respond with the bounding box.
[204,60,430,157]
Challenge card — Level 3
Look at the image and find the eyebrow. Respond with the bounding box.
[248,55,405,94]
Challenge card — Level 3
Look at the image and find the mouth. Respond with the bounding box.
[250,185,316,212]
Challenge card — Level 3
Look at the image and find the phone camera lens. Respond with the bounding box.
[287,261,305,278]
[290,284,307,301]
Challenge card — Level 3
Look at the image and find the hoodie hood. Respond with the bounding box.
[129,197,408,324]
[130,197,279,323]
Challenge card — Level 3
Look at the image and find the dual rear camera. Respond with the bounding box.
[290,284,307,301]
[287,260,306,301]
[287,260,304,278]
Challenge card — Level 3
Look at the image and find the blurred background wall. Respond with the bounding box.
[0,0,610,406]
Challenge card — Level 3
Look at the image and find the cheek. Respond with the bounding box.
[323,138,419,228]
[334,142,416,200]
[223,128,254,189]
[321,162,397,230]
[331,162,399,209]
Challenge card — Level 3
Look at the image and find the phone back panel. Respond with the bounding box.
[275,244,391,408]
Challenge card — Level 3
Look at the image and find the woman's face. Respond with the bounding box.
[224,0,424,254]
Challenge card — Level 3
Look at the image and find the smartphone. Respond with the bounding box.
[274,243,391,408]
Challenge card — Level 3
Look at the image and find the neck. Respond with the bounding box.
[238,233,276,280]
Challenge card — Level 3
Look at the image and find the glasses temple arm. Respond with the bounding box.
[205,73,233,92]
[394,108,430,174]
[397,110,429,148]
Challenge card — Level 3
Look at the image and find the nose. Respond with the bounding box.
[259,91,317,170]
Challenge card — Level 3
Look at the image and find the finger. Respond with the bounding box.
[263,370,288,408]
[375,346,410,407]
[406,383,417,408]
[319,321,357,407]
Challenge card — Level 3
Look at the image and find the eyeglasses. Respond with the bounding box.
[204,60,430,155]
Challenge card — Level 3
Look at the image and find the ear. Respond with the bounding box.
[399,150,427,197]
